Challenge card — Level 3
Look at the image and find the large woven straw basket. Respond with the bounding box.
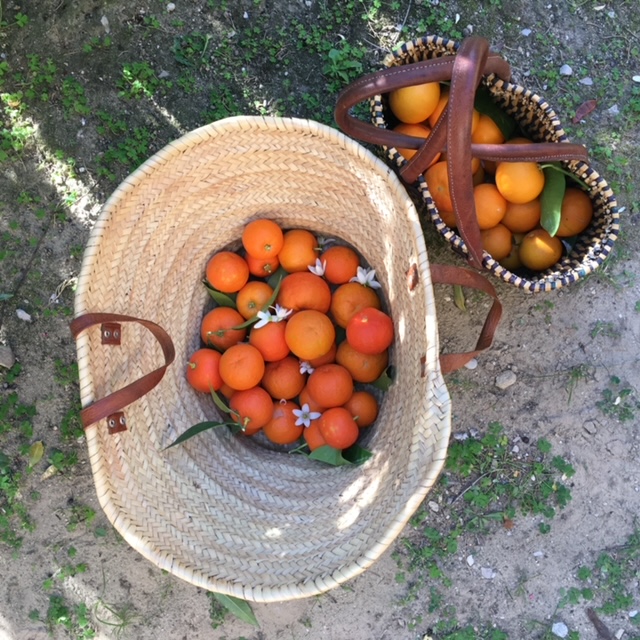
[336,35,621,293]
[72,116,452,602]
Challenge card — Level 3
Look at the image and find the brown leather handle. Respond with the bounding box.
[430,263,503,373]
[334,35,590,270]
[70,313,176,430]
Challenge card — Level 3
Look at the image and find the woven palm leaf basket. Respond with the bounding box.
[71,116,452,602]
[336,35,621,293]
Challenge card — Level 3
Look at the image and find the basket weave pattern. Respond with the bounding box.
[74,116,451,602]
[371,35,620,293]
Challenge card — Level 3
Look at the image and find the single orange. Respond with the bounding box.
[437,208,458,229]
[284,309,335,361]
[200,307,247,351]
[388,81,441,124]
[335,341,389,383]
[318,407,359,450]
[481,223,512,261]
[392,122,439,165]
[205,251,250,293]
[319,245,361,285]
[495,162,545,204]
[519,228,563,271]
[343,390,379,428]
[263,400,303,445]
[219,343,265,391]
[249,321,290,362]
[306,363,354,409]
[186,348,223,393]
[474,183,507,230]
[298,384,326,413]
[308,340,337,368]
[501,199,541,233]
[303,420,327,451]
[245,252,280,278]
[235,281,274,320]
[229,386,274,435]
[242,219,284,259]
[330,282,381,329]
[556,188,593,237]
[424,161,453,213]
[261,355,307,400]
[471,114,505,145]
[277,272,332,313]
[346,307,394,355]
[277,229,319,272]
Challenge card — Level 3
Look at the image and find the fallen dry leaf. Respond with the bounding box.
[572,99,597,123]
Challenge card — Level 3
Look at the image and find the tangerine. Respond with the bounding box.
[229,386,274,435]
[501,198,541,233]
[219,343,265,391]
[335,340,388,383]
[388,81,441,124]
[303,420,327,451]
[278,229,319,272]
[343,390,379,428]
[242,219,284,259]
[245,252,280,278]
[346,307,394,355]
[474,183,508,230]
[186,348,223,393]
[277,272,332,313]
[330,282,381,329]
[392,122,439,165]
[319,245,361,285]
[519,228,563,271]
[205,251,250,293]
[306,363,354,409]
[298,384,326,413]
[471,114,505,145]
[318,407,359,450]
[495,162,545,204]
[249,321,290,362]
[284,309,335,361]
[556,188,593,237]
[200,307,247,351]
[481,223,512,261]
[261,355,307,400]
[308,340,337,368]
[263,400,304,445]
[424,161,453,213]
[236,281,274,320]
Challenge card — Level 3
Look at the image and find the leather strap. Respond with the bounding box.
[70,313,176,430]
[430,263,503,373]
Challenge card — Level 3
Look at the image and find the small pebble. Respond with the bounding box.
[533,551,544,558]
[466,554,475,566]
[512,445,520,453]
[464,358,478,370]
[583,420,598,435]
[615,630,624,640]
[633,76,640,83]
[16,309,32,322]
[481,567,496,579]
[166,2,176,11]
[607,104,620,115]
[453,432,469,441]
[495,370,517,390]
[551,622,569,638]
[579,77,594,85]
[630,610,638,618]
[100,15,110,33]
[428,501,439,513]
[0,344,15,369]
[559,64,573,76]
[158,70,171,79]
[521,28,532,36]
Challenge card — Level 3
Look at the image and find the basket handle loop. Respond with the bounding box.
[70,313,176,430]
[429,264,503,373]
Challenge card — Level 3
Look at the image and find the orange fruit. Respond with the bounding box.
[306,364,354,409]
[495,162,545,204]
[481,223,512,261]
[346,307,394,355]
[474,183,507,230]
[471,114,505,145]
[242,219,284,259]
[249,321,290,362]
[261,355,307,400]
[200,307,247,351]
[235,281,274,320]
[298,384,326,413]
[219,382,237,400]
[336,341,388,383]
[277,272,332,313]
[245,252,280,278]
[205,251,250,293]
[308,340,337,368]
[186,348,223,393]
[519,228,563,271]
[427,86,449,127]
[424,161,453,213]
[343,390,379,428]
[501,199,541,233]
[303,420,327,451]
[556,188,593,237]
[219,343,265,391]
[330,282,381,329]
[499,232,525,271]
[437,208,458,229]
[284,309,335,361]
[277,229,319,272]
[318,407,359,450]
[392,122,440,165]
[319,245,361,285]
[229,386,274,435]
[263,400,304,445]
[388,81,441,124]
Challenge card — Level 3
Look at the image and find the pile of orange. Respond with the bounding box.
[186,219,394,454]
[388,82,594,272]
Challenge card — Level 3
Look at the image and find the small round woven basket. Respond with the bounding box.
[369,35,621,293]
[73,116,451,602]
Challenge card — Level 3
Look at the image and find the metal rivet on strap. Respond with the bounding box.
[107,411,127,434]
[101,322,122,345]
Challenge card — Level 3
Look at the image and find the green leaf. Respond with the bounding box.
[164,421,233,449]
[308,445,353,466]
[210,387,233,415]
[540,164,566,237]
[203,280,237,308]
[27,441,44,469]
[212,593,259,627]
[474,86,517,140]
[267,266,289,289]
[341,444,373,465]
[537,438,552,454]
[453,284,466,311]
[0,293,13,301]
[371,367,394,391]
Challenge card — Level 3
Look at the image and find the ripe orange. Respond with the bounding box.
[519,228,563,271]
[235,281,274,320]
[298,384,326,413]
[499,232,525,271]
[319,245,361,285]
[261,355,307,400]
[474,183,508,230]
[263,400,304,445]
[335,341,388,383]
[424,161,453,213]
[438,208,458,229]
[303,420,327,451]
[219,343,265,391]
[186,348,223,393]
[284,309,335,361]
[556,188,593,237]
[330,282,381,329]
[501,199,541,233]
[428,87,481,133]
[277,229,319,272]
[205,251,250,293]
[200,307,247,351]
[342,391,379,428]
[495,162,545,204]
[480,223,512,261]
[392,122,439,165]
[249,321,290,362]
[388,81,441,124]
[306,363,354,409]
[242,219,284,259]
[308,340,337,368]
[277,272,332,313]
[229,386,274,435]
[245,252,280,278]
[471,114,505,145]
[318,407,359,450]
[346,307,394,355]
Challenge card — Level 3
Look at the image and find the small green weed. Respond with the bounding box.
[323,43,364,92]
[171,32,213,69]
[596,376,640,423]
[590,319,621,339]
[97,127,154,180]
[0,450,35,548]
[66,504,96,532]
[117,62,166,99]
[44,595,96,638]
[61,77,91,117]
